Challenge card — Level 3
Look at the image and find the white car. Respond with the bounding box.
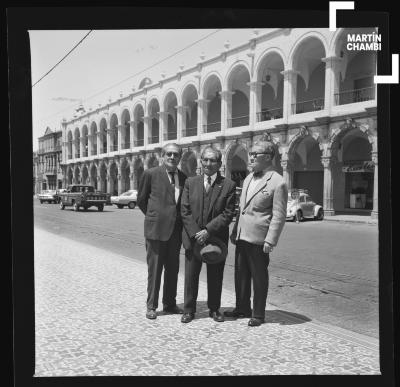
[110,190,138,209]
[286,189,324,222]
[37,190,58,204]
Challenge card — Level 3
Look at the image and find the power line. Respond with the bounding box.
[36,29,222,123]
[32,30,93,88]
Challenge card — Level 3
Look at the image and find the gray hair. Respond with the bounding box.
[201,146,222,162]
[161,142,182,156]
[253,135,276,159]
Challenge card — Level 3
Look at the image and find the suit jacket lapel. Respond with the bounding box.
[243,171,275,209]
[207,174,223,217]
[161,166,175,201]
[240,174,252,210]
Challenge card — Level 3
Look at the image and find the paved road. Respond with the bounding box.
[33,199,379,337]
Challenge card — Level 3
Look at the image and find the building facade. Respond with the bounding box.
[61,28,378,218]
[35,127,63,192]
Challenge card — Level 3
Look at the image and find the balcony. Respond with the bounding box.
[148,136,160,144]
[182,127,197,137]
[292,98,324,114]
[68,155,72,160]
[83,150,88,157]
[110,144,119,152]
[203,122,221,133]
[257,107,283,122]
[228,115,249,128]
[334,87,375,106]
[121,142,131,150]
[164,131,177,141]
[134,139,144,147]
[75,153,80,159]
[91,149,97,156]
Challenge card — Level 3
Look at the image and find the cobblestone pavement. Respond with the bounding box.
[34,227,380,376]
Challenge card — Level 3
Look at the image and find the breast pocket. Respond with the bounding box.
[253,190,273,210]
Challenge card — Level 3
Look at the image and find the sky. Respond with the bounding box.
[30,28,273,151]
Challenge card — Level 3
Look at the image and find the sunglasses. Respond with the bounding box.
[165,152,180,157]
[249,152,272,158]
[202,158,219,163]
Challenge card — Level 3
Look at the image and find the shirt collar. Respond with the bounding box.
[204,173,217,184]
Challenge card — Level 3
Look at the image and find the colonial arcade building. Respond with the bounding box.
[61,28,378,218]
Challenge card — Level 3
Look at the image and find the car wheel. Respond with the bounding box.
[59,202,65,210]
[98,204,104,212]
[295,210,303,223]
[128,201,136,209]
[73,202,80,212]
[316,208,324,220]
[117,204,124,209]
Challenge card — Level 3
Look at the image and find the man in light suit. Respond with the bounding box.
[180,147,236,323]
[137,143,187,320]
[225,135,288,327]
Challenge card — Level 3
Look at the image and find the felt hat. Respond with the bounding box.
[193,235,228,264]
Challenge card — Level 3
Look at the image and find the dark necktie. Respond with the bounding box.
[168,171,175,186]
[205,176,212,193]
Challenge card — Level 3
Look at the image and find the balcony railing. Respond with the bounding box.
[203,122,221,133]
[228,115,249,128]
[75,153,80,159]
[134,139,144,147]
[257,107,283,122]
[182,127,197,137]
[83,150,88,157]
[68,155,72,160]
[292,98,325,114]
[148,136,160,144]
[121,142,131,149]
[334,87,375,105]
[110,144,119,152]
[164,131,177,141]
[91,149,97,156]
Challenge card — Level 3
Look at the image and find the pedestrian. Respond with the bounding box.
[137,143,187,319]
[225,135,288,327]
[180,147,236,324]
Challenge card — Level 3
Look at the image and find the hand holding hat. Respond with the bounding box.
[193,235,228,265]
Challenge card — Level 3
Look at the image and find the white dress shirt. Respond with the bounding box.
[203,173,217,190]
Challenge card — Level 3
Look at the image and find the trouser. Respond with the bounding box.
[145,225,181,310]
[183,250,225,313]
[235,240,270,319]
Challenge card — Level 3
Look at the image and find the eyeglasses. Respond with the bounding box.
[202,158,219,163]
[165,152,180,157]
[249,152,272,158]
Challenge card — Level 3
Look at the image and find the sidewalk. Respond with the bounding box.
[323,214,378,225]
[34,228,380,376]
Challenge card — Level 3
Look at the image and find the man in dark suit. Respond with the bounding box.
[137,143,187,320]
[180,147,236,323]
[226,136,288,327]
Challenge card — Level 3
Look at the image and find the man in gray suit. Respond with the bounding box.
[225,135,288,326]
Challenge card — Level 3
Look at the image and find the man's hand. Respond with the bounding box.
[195,229,209,245]
[230,233,236,245]
[263,242,273,254]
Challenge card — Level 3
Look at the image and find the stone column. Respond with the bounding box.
[158,111,168,143]
[96,132,101,155]
[220,90,234,133]
[280,69,299,120]
[321,156,335,216]
[117,124,122,151]
[371,152,378,219]
[143,116,150,147]
[196,98,209,135]
[79,137,84,158]
[280,158,292,189]
[88,134,92,156]
[247,81,263,128]
[129,121,135,149]
[176,105,185,140]
[106,167,111,193]
[106,128,111,154]
[117,164,122,194]
[321,56,342,113]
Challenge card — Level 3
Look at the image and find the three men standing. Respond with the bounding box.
[137,143,187,319]
[180,147,236,323]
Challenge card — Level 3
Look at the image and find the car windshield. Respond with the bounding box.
[121,191,133,196]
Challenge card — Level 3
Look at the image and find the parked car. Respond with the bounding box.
[37,190,58,204]
[54,188,67,203]
[59,185,108,211]
[110,190,138,209]
[286,189,324,222]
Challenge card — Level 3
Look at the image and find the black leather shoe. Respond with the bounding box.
[163,305,184,314]
[146,309,157,319]
[248,317,264,327]
[181,313,195,323]
[209,310,224,322]
[223,309,252,318]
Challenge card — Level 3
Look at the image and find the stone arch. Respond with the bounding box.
[73,165,81,184]
[148,98,160,144]
[90,122,98,156]
[90,163,98,190]
[225,141,249,187]
[181,84,199,137]
[133,103,145,146]
[67,166,73,185]
[202,73,222,133]
[99,162,107,193]
[120,158,131,192]
[109,113,119,152]
[121,109,131,150]
[99,118,108,154]
[67,130,73,160]
[74,127,81,158]
[163,91,178,141]
[181,150,198,177]
[81,164,89,185]
[226,63,251,128]
[133,157,144,189]
[82,125,89,157]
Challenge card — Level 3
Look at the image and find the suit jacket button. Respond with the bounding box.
[242,211,245,215]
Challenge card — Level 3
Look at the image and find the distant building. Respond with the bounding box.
[35,127,63,192]
[60,28,378,218]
